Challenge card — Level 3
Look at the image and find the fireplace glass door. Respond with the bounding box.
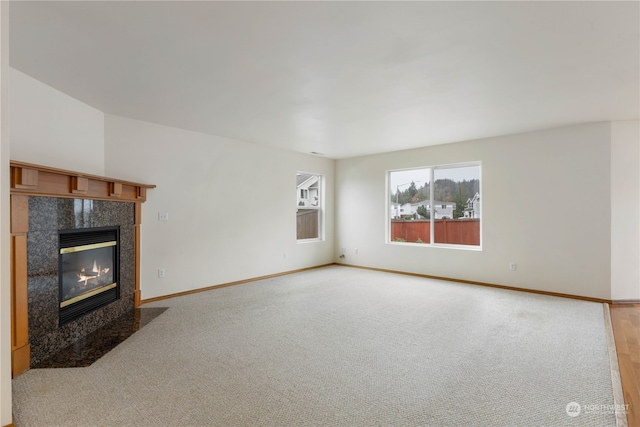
[59,227,120,325]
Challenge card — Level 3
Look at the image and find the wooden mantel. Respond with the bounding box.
[9,161,155,377]
[10,160,156,201]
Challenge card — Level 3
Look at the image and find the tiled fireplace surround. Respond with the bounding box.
[10,161,155,376]
[27,197,135,366]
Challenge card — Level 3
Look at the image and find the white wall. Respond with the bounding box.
[336,123,612,300]
[9,68,105,175]
[104,114,334,300]
[0,4,11,426]
[611,120,640,301]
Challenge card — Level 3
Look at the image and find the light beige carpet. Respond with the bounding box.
[12,266,619,426]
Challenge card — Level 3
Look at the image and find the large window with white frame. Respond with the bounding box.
[388,163,481,247]
[297,172,323,241]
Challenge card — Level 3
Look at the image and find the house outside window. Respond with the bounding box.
[297,172,323,240]
[388,163,481,247]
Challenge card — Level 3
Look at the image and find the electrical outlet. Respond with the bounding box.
[354,248,359,254]
[509,262,517,271]
[158,268,166,278]
[158,212,169,221]
[283,252,287,259]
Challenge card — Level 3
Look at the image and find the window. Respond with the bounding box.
[297,172,323,240]
[388,163,481,247]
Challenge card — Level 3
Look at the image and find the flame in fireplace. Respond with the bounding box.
[77,261,111,286]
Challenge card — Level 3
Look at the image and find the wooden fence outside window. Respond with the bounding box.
[297,209,319,240]
[391,219,480,245]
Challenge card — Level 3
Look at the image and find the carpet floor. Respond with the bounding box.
[12,265,620,426]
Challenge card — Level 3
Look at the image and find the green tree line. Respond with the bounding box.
[391,179,480,218]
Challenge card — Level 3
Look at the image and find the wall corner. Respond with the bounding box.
[610,120,640,301]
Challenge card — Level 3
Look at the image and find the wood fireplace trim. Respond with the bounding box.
[9,161,155,377]
[10,160,155,201]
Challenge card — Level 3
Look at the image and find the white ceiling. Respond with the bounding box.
[9,1,640,159]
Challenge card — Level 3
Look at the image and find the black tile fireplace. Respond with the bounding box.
[27,197,135,366]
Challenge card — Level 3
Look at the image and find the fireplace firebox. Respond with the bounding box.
[59,226,120,325]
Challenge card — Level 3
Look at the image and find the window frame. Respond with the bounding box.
[386,162,482,250]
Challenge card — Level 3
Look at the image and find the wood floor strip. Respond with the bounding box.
[610,304,640,427]
[605,304,628,427]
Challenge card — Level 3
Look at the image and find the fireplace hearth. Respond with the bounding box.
[59,227,120,325]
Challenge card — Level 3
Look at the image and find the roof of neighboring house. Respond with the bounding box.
[297,173,313,186]
[464,192,481,206]
[391,200,458,209]
[410,200,456,207]
[297,173,319,189]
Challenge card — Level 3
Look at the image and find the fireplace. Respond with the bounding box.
[25,197,136,367]
[8,161,154,375]
[59,226,120,325]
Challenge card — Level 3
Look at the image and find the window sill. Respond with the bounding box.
[297,238,324,244]
[387,241,482,251]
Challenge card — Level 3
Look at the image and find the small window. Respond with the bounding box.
[297,172,323,240]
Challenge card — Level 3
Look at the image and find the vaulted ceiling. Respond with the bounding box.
[9,1,640,159]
